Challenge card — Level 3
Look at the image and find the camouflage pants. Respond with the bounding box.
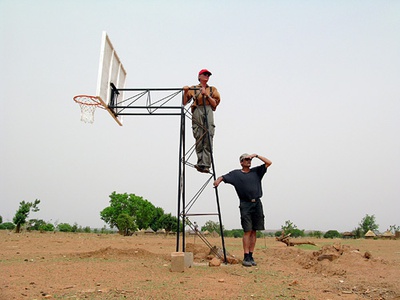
[192,106,215,168]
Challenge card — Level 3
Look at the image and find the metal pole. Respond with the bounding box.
[176,103,184,252]
[201,93,227,263]
[181,102,186,252]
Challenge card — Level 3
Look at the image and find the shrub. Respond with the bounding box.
[57,223,73,232]
[0,222,15,230]
[39,223,55,232]
[290,228,305,238]
[27,219,47,231]
[256,231,265,238]
[307,231,323,238]
[323,230,341,239]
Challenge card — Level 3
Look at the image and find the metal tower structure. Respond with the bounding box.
[107,85,227,262]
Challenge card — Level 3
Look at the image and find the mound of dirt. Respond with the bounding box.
[185,243,240,264]
[73,246,168,260]
[293,243,369,275]
[185,242,210,259]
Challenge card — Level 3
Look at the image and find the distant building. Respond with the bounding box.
[364,230,376,239]
[381,230,395,240]
[342,232,355,239]
[144,227,155,234]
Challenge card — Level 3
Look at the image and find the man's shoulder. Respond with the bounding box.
[252,164,266,170]
[251,164,267,172]
[224,169,241,177]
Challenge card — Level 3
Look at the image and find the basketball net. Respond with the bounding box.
[73,95,103,123]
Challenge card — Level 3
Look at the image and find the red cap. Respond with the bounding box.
[198,69,212,76]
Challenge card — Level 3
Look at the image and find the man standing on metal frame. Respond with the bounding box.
[213,153,272,267]
[183,69,221,173]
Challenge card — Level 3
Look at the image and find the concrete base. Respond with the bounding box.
[170,252,193,272]
[184,252,193,268]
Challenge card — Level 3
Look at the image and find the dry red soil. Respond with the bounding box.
[1,231,399,300]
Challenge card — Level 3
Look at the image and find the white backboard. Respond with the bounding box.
[96,31,126,125]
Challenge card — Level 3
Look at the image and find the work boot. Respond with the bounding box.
[242,254,252,267]
[195,165,210,173]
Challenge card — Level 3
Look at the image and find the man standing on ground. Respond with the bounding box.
[183,69,221,173]
[214,153,272,267]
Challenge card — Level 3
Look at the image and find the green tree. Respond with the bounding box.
[100,192,136,232]
[201,220,224,234]
[39,223,55,232]
[0,215,3,223]
[0,222,15,230]
[280,220,304,237]
[307,231,323,238]
[281,220,296,233]
[133,197,158,230]
[83,226,91,233]
[352,227,362,238]
[158,213,178,233]
[57,223,73,232]
[116,213,137,236]
[224,229,244,238]
[291,228,305,237]
[149,207,166,231]
[13,199,40,233]
[27,219,46,231]
[256,231,265,238]
[324,230,341,239]
[100,192,159,234]
[359,214,379,235]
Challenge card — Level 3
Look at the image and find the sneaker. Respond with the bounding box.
[242,258,252,267]
[250,258,257,266]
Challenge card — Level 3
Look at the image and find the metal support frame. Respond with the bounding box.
[109,86,227,262]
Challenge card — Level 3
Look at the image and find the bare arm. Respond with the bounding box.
[250,153,272,168]
[206,87,220,110]
[205,94,218,109]
[213,176,224,187]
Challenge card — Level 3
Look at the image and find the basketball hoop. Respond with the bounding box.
[73,95,104,123]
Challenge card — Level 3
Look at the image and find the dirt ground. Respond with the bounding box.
[1,231,399,300]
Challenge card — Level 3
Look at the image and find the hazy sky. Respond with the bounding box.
[1,1,399,232]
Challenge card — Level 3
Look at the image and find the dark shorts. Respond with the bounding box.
[239,200,265,232]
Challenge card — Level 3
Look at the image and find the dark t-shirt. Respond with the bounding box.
[222,165,267,201]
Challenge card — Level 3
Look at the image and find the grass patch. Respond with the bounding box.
[296,244,320,251]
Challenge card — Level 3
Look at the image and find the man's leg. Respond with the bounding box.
[249,230,257,252]
[242,231,254,267]
[248,201,264,265]
[243,230,257,252]
[242,230,252,253]
[248,231,257,266]
[202,108,215,169]
[192,108,206,168]
[241,203,255,266]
